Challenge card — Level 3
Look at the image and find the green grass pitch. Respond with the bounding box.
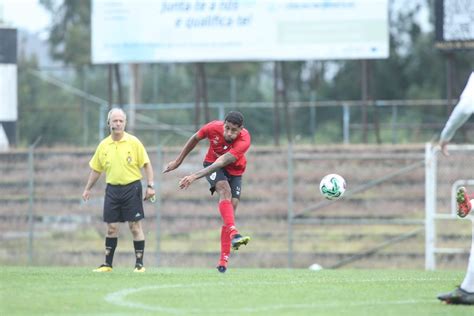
[1,267,472,315]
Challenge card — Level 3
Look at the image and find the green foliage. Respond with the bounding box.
[18,55,82,146]
[40,0,91,65]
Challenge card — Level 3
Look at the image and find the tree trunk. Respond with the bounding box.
[361,60,368,143]
[369,61,381,144]
[128,63,140,133]
[198,63,210,122]
[194,63,201,130]
[281,62,292,143]
[108,64,113,111]
[114,64,124,107]
[273,62,281,146]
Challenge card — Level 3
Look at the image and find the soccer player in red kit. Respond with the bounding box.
[163,111,251,273]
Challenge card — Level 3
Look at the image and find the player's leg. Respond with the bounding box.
[227,175,250,251]
[122,180,146,272]
[216,195,240,271]
[215,180,251,248]
[203,165,233,272]
[204,165,249,271]
[459,220,474,300]
[94,184,121,272]
[437,214,474,304]
[93,223,118,272]
[457,187,474,295]
[215,179,239,249]
[129,221,146,272]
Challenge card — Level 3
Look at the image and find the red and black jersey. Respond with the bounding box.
[197,120,251,176]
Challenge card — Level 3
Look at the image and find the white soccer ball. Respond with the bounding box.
[308,263,324,271]
[319,174,346,200]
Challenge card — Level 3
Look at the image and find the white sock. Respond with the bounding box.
[460,219,474,293]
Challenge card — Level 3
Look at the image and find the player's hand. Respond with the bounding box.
[163,160,181,173]
[439,140,450,157]
[144,187,156,202]
[82,190,90,202]
[179,174,197,189]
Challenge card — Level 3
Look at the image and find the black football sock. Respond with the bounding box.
[134,240,145,266]
[105,237,118,267]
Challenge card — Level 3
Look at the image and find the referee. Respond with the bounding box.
[82,108,155,272]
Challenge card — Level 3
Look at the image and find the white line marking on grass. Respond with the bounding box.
[105,285,184,315]
[105,281,438,315]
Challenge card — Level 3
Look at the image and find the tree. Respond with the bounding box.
[39,0,91,66]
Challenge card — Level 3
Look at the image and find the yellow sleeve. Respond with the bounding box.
[136,140,150,168]
[89,143,104,172]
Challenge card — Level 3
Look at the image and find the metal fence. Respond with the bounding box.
[20,68,469,148]
[2,144,471,270]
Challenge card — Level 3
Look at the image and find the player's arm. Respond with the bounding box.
[143,162,155,200]
[192,152,236,179]
[179,152,236,189]
[439,97,474,156]
[163,132,203,173]
[82,169,101,201]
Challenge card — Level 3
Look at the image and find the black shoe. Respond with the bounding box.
[92,263,112,272]
[134,263,146,273]
[231,234,250,250]
[217,265,227,273]
[437,286,474,305]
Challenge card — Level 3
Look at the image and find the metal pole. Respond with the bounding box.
[152,64,159,102]
[391,105,398,144]
[128,63,138,133]
[425,143,437,270]
[218,104,225,121]
[361,60,368,143]
[230,76,236,108]
[81,68,87,146]
[310,92,316,144]
[99,104,106,140]
[155,145,163,266]
[343,104,350,144]
[287,142,294,268]
[446,52,454,113]
[27,137,41,265]
[108,64,113,110]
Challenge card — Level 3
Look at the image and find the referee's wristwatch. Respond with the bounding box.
[147,183,155,189]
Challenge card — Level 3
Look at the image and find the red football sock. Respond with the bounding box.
[219,225,231,266]
[218,200,239,239]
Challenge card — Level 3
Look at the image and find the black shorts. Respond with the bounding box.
[203,161,242,200]
[103,180,144,223]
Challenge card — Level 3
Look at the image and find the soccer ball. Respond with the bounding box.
[319,174,346,200]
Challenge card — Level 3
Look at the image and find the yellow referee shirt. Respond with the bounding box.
[89,132,150,185]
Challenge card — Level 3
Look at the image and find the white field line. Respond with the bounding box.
[105,278,451,314]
